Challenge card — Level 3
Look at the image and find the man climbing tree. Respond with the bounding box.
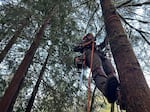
[74,33,119,104]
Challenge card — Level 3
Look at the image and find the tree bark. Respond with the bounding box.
[0,16,30,63]
[100,0,150,112]
[25,53,49,112]
[0,14,51,112]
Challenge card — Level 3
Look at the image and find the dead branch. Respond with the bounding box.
[116,0,132,8]
[123,17,150,24]
[124,1,150,7]
[84,3,100,33]
[118,13,150,45]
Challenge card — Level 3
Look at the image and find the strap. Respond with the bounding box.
[87,41,95,112]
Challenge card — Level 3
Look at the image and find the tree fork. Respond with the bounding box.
[100,0,150,112]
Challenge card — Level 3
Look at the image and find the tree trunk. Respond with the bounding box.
[25,53,49,112]
[0,14,51,112]
[0,16,30,63]
[100,0,150,112]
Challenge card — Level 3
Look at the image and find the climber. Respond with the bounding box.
[74,33,119,103]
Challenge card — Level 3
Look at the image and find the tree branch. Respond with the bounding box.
[118,13,150,45]
[116,0,132,8]
[124,1,150,7]
[123,17,150,24]
[95,25,104,39]
[138,32,150,45]
[84,3,100,33]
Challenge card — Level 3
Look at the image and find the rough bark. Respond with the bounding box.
[100,0,150,112]
[0,14,51,112]
[0,16,30,63]
[25,53,49,112]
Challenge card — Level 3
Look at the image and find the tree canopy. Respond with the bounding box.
[0,0,149,112]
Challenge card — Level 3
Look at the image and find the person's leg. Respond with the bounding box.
[93,74,107,95]
[85,49,107,94]
[102,58,116,77]
[101,58,120,102]
[85,50,118,103]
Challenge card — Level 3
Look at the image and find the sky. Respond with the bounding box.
[0,0,4,4]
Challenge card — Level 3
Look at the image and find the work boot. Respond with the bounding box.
[104,76,119,103]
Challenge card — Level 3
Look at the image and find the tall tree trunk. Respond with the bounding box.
[25,53,49,112]
[0,12,52,112]
[100,0,150,112]
[0,16,30,63]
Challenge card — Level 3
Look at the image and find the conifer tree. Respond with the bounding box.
[0,16,30,63]
[100,0,150,111]
[0,6,55,112]
[25,53,49,112]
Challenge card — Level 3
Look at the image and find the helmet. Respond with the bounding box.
[83,33,94,41]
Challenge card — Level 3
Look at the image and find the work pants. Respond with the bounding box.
[85,49,116,95]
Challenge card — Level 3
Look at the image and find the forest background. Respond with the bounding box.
[0,0,150,112]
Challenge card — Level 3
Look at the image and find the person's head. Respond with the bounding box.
[83,33,94,41]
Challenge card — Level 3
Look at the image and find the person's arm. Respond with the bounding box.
[73,39,94,52]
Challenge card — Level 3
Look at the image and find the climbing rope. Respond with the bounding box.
[87,41,95,112]
[110,103,114,112]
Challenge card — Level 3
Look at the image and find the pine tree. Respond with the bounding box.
[0,15,30,63]
[25,53,49,112]
[0,6,55,112]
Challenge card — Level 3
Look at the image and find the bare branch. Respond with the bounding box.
[124,1,150,7]
[95,25,104,39]
[123,17,150,24]
[139,32,150,45]
[118,13,150,45]
[125,10,149,20]
[116,0,132,8]
[84,3,100,33]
